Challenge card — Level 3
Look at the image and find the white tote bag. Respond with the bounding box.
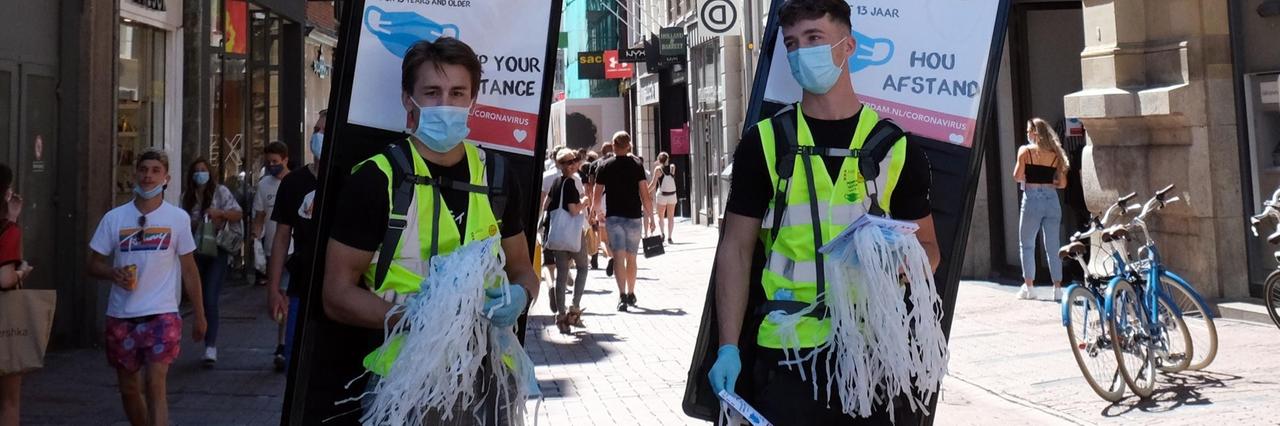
[544,178,585,252]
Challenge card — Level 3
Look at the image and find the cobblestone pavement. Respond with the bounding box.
[945,280,1280,425]
[20,276,287,425]
[20,220,1280,425]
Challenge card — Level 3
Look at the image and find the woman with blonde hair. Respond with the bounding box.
[1013,118,1069,301]
[649,152,678,244]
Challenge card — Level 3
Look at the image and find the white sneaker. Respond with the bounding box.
[1016,284,1033,300]
[1054,287,1064,302]
[203,346,218,365]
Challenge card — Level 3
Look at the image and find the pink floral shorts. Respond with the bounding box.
[104,313,182,372]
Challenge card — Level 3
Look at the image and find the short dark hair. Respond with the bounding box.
[401,38,483,98]
[265,141,289,158]
[779,0,852,32]
[137,148,170,171]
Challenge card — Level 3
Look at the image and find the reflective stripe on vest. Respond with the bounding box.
[756,106,908,349]
[357,141,503,376]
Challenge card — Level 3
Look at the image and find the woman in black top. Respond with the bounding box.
[547,150,589,335]
[1013,118,1070,301]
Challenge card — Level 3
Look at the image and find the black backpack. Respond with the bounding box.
[760,105,906,319]
[371,142,507,289]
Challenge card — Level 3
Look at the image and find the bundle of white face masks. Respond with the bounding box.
[766,214,949,421]
[356,237,541,426]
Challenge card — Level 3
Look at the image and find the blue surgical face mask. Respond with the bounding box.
[267,164,285,177]
[193,171,211,186]
[134,183,165,200]
[310,132,325,159]
[410,98,472,153]
[787,37,849,95]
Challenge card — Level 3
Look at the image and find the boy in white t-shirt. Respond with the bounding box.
[253,141,293,370]
[87,148,206,426]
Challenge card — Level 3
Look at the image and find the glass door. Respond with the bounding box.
[115,20,167,205]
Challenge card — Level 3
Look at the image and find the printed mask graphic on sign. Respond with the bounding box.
[348,1,556,156]
[365,6,460,58]
[849,30,893,72]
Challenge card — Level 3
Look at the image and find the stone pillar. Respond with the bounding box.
[1065,0,1245,299]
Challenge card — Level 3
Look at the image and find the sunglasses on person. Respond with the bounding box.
[134,215,147,244]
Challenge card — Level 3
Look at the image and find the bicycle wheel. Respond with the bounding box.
[1161,275,1219,370]
[1064,286,1126,402]
[1153,297,1192,373]
[1265,271,1280,332]
[1108,280,1156,398]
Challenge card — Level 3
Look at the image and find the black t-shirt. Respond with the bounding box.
[271,166,319,297]
[594,154,648,219]
[725,110,932,221]
[331,149,525,254]
[544,176,581,213]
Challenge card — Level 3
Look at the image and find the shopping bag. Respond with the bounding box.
[196,216,219,257]
[544,180,585,252]
[642,233,665,258]
[254,238,267,275]
[0,289,57,375]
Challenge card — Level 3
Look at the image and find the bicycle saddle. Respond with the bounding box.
[1101,226,1129,243]
[1059,241,1087,260]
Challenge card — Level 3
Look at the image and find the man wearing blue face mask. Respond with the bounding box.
[706,0,941,424]
[322,37,537,423]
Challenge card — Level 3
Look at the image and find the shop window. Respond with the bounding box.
[115,20,166,204]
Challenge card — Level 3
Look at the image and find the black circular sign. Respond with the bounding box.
[700,0,738,34]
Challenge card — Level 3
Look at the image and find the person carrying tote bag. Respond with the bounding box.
[544,151,590,334]
[0,163,54,426]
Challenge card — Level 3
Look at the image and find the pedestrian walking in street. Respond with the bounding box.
[590,131,654,312]
[579,150,604,270]
[1013,117,1069,301]
[0,163,36,426]
[649,152,678,244]
[540,146,570,293]
[87,148,207,426]
[706,1,940,424]
[254,141,293,370]
[546,150,590,334]
[321,37,537,424]
[586,144,616,275]
[268,111,326,371]
[181,158,243,367]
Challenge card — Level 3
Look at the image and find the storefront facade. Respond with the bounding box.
[183,0,305,197]
[117,0,185,206]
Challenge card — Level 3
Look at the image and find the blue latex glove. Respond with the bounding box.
[708,344,741,395]
[483,285,528,328]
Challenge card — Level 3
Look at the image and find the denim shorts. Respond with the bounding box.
[605,217,643,254]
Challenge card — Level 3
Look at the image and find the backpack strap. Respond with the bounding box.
[769,106,798,242]
[486,151,508,222]
[856,119,905,217]
[374,142,422,290]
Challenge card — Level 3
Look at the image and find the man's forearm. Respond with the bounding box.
[268,224,292,291]
[325,282,395,329]
[87,255,115,281]
[182,265,205,317]
[715,243,751,347]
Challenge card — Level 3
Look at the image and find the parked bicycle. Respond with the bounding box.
[1104,184,1218,398]
[1059,192,1137,402]
[1250,187,1280,330]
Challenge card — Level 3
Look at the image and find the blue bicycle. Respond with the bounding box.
[1059,193,1139,402]
[1104,185,1218,398]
